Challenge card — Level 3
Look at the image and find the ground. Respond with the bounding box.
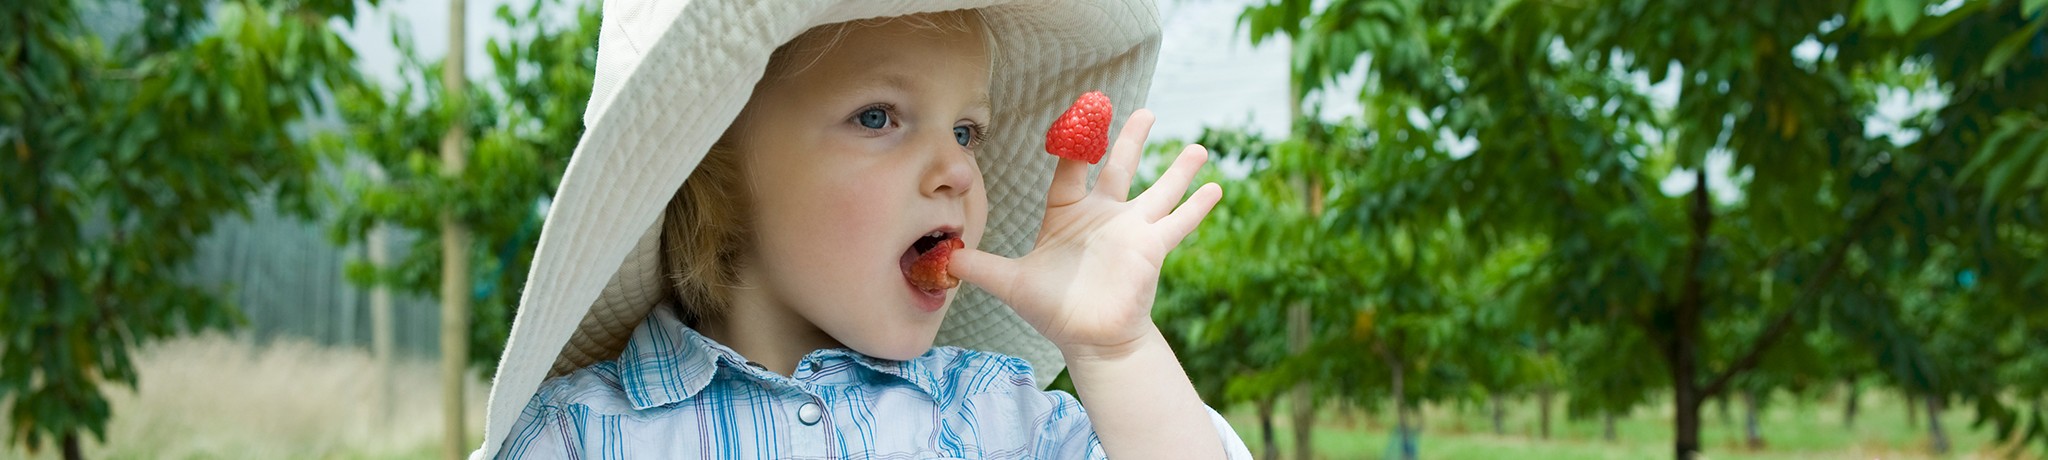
[1225,390,2034,459]
[1,336,2036,459]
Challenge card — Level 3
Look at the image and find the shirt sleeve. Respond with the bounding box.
[1033,389,1112,459]
[1206,405,1255,460]
[1036,389,1253,459]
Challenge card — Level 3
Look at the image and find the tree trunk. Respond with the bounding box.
[1287,301,1313,460]
[1841,379,1859,429]
[1535,337,1552,440]
[440,0,472,458]
[1390,352,1414,460]
[1670,168,1711,460]
[1603,411,1617,442]
[1906,393,1919,429]
[1926,396,1950,455]
[1258,396,1278,460]
[60,432,82,460]
[1490,392,1506,436]
[1718,394,1735,433]
[1676,391,1702,459]
[1742,390,1765,450]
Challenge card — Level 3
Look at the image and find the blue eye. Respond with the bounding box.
[857,107,889,129]
[953,126,973,146]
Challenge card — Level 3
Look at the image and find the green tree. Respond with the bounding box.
[1152,127,1312,460]
[1162,119,1538,458]
[1,0,369,457]
[1152,123,1391,459]
[322,0,598,377]
[1240,0,2048,457]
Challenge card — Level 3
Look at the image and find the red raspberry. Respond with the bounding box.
[908,237,965,292]
[1044,91,1113,164]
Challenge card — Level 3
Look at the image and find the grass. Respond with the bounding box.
[1224,391,2041,459]
[0,334,486,460]
[4,336,2039,459]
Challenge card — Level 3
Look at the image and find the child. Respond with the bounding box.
[471,1,1250,458]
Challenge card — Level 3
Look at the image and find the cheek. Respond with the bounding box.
[965,177,990,247]
[765,174,897,272]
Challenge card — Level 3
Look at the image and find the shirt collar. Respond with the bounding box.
[615,304,948,410]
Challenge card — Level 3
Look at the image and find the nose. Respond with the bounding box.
[920,132,977,198]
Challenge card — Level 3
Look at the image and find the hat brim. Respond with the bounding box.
[474,0,1160,457]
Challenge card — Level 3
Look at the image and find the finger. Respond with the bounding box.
[1093,109,1155,200]
[1157,182,1223,248]
[948,248,1021,301]
[1045,156,1091,208]
[1134,144,1211,221]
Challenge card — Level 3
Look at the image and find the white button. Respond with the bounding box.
[797,402,823,425]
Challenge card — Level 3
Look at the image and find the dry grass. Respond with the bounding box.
[2,334,486,460]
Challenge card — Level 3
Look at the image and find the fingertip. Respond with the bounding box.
[1179,144,1210,167]
[946,248,994,279]
[948,247,987,268]
[1116,108,1157,144]
[1193,182,1224,207]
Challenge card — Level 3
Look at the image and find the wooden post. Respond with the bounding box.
[370,224,396,441]
[1282,37,1324,460]
[440,0,472,457]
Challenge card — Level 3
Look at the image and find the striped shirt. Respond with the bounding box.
[497,306,1251,459]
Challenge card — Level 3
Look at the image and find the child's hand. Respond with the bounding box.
[949,109,1222,361]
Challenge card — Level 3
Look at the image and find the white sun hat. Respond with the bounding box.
[471,0,1162,457]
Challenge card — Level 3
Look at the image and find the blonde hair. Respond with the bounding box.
[659,139,747,325]
[658,10,990,325]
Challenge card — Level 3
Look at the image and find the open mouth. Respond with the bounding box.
[900,228,964,294]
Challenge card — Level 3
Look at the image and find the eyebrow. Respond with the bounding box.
[857,72,993,113]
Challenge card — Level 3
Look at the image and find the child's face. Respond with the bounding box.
[729,14,992,360]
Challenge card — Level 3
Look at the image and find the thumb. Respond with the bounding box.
[948,248,1019,300]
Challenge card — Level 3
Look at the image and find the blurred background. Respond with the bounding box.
[3,0,2045,458]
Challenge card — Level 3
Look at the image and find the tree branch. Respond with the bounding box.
[1698,192,1894,399]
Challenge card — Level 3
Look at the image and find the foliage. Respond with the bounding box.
[1228,0,2048,457]
[320,0,598,377]
[0,0,369,455]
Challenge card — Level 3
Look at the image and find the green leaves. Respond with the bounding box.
[321,0,599,378]
[2,0,369,454]
[1217,0,2048,454]
[1857,0,1926,34]
[1959,112,2048,202]
[1982,14,2046,75]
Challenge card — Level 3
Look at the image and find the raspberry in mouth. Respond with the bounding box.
[902,230,963,293]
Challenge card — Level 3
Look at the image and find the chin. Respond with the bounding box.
[852,333,940,361]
